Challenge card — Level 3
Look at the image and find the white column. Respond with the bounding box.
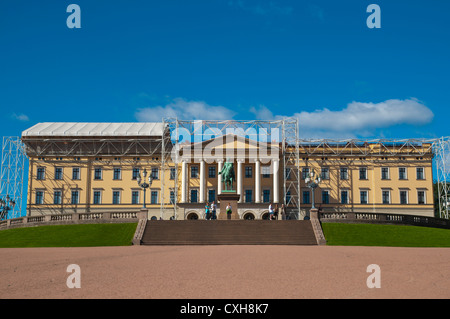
[218,160,223,195]
[255,160,261,203]
[273,159,279,203]
[181,160,187,203]
[237,159,243,203]
[200,160,205,203]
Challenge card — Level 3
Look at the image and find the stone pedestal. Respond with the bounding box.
[218,193,240,220]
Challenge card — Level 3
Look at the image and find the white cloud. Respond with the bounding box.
[249,105,273,120]
[287,98,434,138]
[135,98,235,122]
[11,113,29,122]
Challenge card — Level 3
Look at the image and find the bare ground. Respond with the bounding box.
[1,245,449,299]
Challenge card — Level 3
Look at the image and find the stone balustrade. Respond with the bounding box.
[318,211,450,229]
[0,210,148,230]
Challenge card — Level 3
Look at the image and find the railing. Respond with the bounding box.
[319,211,450,229]
[0,211,146,230]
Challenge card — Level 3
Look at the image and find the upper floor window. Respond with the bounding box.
[55,167,63,180]
[191,166,199,178]
[132,168,140,180]
[94,167,102,180]
[37,167,45,180]
[170,168,176,180]
[302,167,310,180]
[399,167,407,180]
[245,166,253,178]
[208,166,216,178]
[262,166,270,178]
[151,168,159,180]
[359,167,367,180]
[72,167,80,180]
[381,167,390,180]
[321,167,329,180]
[416,167,425,180]
[340,167,348,180]
[113,168,121,180]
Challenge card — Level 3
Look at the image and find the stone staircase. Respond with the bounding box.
[140,220,318,245]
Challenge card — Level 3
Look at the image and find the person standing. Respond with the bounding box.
[226,203,232,220]
[268,203,274,220]
[211,201,217,220]
[281,203,286,220]
[205,202,210,220]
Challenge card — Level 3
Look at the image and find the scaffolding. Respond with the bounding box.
[3,121,450,220]
[0,137,26,219]
[163,118,302,219]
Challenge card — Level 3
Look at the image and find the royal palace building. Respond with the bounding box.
[21,121,435,220]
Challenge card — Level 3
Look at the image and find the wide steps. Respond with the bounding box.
[141,220,318,245]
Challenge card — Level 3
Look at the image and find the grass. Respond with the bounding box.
[322,222,450,247]
[0,223,138,248]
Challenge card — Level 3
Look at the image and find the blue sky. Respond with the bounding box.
[1,0,449,140]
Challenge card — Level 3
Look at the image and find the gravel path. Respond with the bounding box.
[1,245,449,299]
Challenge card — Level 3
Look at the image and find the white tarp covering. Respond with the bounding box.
[21,122,164,137]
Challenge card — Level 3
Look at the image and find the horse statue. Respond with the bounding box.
[218,159,235,191]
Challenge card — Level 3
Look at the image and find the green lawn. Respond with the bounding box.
[0,223,138,248]
[322,222,450,247]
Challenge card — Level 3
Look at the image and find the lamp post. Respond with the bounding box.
[136,169,152,209]
[0,195,16,220]
[305,170,321,209]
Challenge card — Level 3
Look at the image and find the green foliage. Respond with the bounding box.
[0,223,137,248]
[322,222,450,247]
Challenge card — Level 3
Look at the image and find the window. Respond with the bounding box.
[245,189,252,203]
[55,167,63,180]
[340,168,348,180]
[170,168,176,180]
[262,166,270,178]
[112,191,121,204]
[341,190,348,204]
[94,168,102,180]
[285,191,291,205]
[417,190,426,204]
[302,167,310,180]
[399,167,407,180]
[170,190,175,204]
[37,167,45,180]
[208,166,216,178]
[400,190,408,204]
[208,189,216,203]
[360,190,368,204]
[302,190,310,204]
[416,167,425,180]
[93,191,102,204]
[53,190,62,205]
[151,168,159,180]
[72,167,80,180]
[190,189,198,203]
[35,191,44,204]
[382,190,390,204]
[71,190,79,205]
[132,191,140,205]
[359,167,367,180]
[321,167,329,180]
[113,168,121,180]
[245,166,253,178]
[191,166,199,178]
[285,168,291,180]
[381,167,390,180]
[263,189,270,203]
[132,168,140,180]
[322,190,329,204]
[151,191,158,204]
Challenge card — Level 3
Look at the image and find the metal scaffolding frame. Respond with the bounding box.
[1,137,26,219]
[3,122,450,220]
[163,118,302,219]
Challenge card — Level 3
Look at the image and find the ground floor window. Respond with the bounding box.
[151,190,158,204]
[190,189,198,203]
[263,189,270,203]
